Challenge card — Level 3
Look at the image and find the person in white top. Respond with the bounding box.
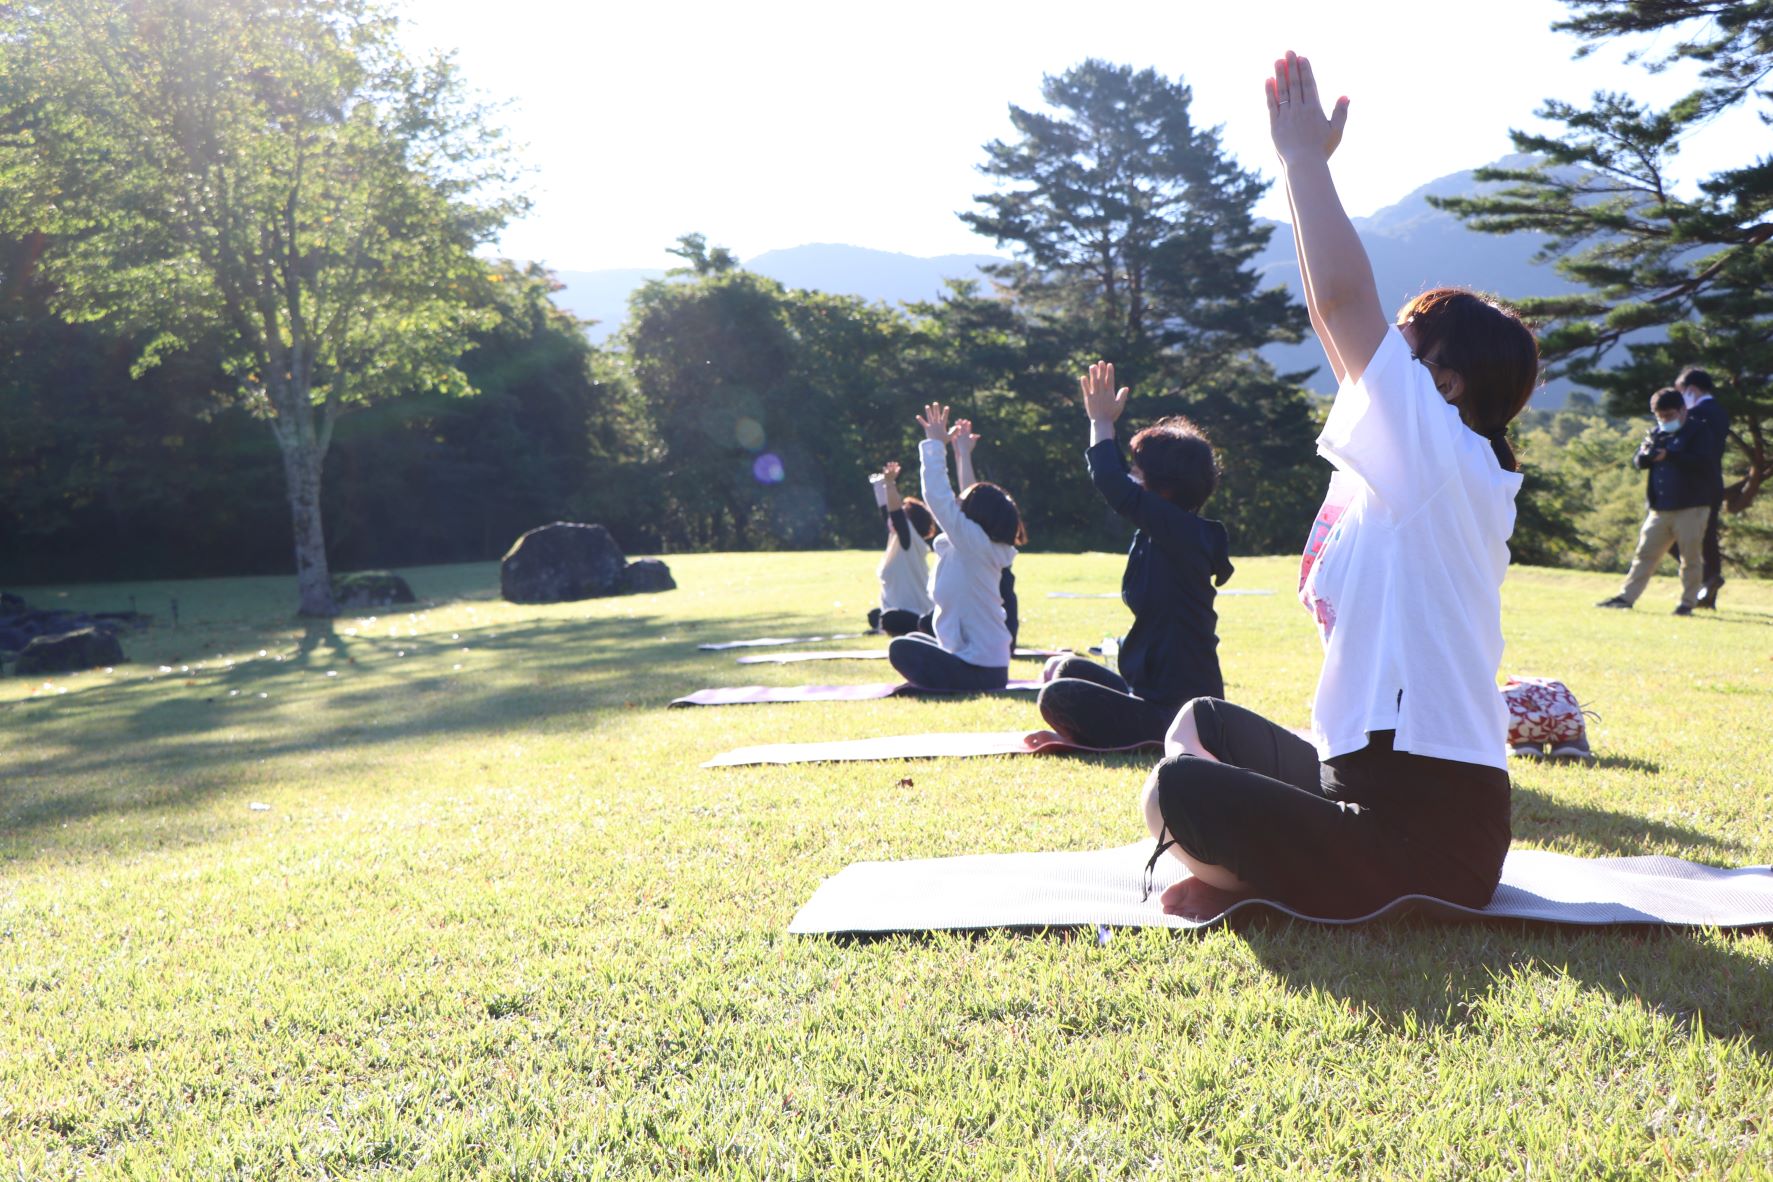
[887,402,1025,692]
[1135,50,1541,920]
[868,460,936,634]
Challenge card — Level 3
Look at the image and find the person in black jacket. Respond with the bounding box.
[1597,388,1713,615]
[1676,367,1730,608]
[1037,360,1234,748]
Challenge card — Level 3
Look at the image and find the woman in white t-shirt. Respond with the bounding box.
[1137,50,1540,920]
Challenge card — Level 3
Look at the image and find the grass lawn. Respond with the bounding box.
[3,551,1772,1178]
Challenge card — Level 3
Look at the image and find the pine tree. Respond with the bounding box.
[1432,1,1773,512]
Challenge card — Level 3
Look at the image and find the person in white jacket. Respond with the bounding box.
[1139,50,1540,921]
[867,460,936,635]
[887,403,1025,692]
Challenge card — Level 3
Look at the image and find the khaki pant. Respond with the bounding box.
[1619,505,1710,608]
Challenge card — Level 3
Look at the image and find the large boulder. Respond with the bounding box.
[620,559,676,594]
[501,523,628,604]
[332,571,416,609]
[14,627,124,676]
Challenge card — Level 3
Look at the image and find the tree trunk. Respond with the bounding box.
[272,408,337,618]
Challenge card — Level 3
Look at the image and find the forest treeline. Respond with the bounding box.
[2,2,1768,601]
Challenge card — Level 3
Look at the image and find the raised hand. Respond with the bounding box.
[882,460,901,481]
[1079,360,1129,423]
[1267,50,1348,166]
[952,418,982,453]
[916,402,953,443]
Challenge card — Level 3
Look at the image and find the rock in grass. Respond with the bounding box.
[14,626,124,675]
[619,559,676,594]
[331,571,416,609]
[500,523,629,604]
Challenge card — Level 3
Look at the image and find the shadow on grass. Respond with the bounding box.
[1242,920,1773,1058]
[1511,786,1743,857]
[0,605,853,861]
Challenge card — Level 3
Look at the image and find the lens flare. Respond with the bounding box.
[752,453,785,484]
[735,417,765,451]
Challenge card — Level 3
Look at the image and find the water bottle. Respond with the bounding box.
[1101,635,1120,672]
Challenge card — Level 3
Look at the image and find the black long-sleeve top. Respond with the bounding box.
[1087,439,1233,711]
[1685,398,1730,500]
[1633,424,1713,510]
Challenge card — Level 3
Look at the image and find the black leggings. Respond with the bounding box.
[879,609,933,638]
[1037,657,1174,748]
[1151,698,1511,918]
[888,632,1008,692]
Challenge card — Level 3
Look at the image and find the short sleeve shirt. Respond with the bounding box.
[1299,326,1523,769]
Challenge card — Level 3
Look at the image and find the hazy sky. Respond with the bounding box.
[400,0,1760,272]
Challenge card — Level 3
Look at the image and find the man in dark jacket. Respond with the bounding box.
[1676,367,1730,607]
[1597,388,1715,615]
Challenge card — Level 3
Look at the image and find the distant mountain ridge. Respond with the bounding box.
[548,155,1584,405]
[549,246,1001,344]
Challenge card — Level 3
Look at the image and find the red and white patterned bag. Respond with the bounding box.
[1501,677,1588,748]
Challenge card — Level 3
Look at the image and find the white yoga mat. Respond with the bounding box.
[697,633,869,651]
[789,842,1773,933]
[704,729,1159,767]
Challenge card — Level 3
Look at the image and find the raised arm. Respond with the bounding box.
[1080,361,1225,579]
[915,402,972,540]
[1082,358,1128,447]
[881,460,905,512]
[1269,51,1386,383]
[881,460,912,549]
[1284,185,1347,386]
[952,418,981,489]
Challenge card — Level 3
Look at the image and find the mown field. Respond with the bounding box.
[3,551,1771,1179]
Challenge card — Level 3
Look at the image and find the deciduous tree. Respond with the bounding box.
[0,0,522,613]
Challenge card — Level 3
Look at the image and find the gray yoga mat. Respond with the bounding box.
[671,680,1044,707]
[788,842,1773,933]
[704,729,1159,767]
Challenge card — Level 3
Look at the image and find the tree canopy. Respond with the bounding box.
[1432,0,1773,514]
[0,0,522,613]
[963,59,1304,386]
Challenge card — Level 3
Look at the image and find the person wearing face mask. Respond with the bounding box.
[1675,367,1729,608]
[1596,387,1713,615]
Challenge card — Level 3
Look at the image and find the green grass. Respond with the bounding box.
[3,552,1772,1179]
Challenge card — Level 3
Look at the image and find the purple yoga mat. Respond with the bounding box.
[736,648,1069,665]
[669,680,1045,707]
[1047,589,1275,599]
[703,729,1161,766]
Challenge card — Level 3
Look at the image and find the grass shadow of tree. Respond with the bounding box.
[1241,919,1773,1059]
[0,605,843,860]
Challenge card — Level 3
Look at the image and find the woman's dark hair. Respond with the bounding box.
[959,481,1027,547]
[1128,416,1219,511]
[1652,387,1685,414]
[902,497,936,541]
[1397,288,1540,473]
[1676,366,1714,393]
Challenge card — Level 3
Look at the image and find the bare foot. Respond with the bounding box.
[1159,876,1249,921]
